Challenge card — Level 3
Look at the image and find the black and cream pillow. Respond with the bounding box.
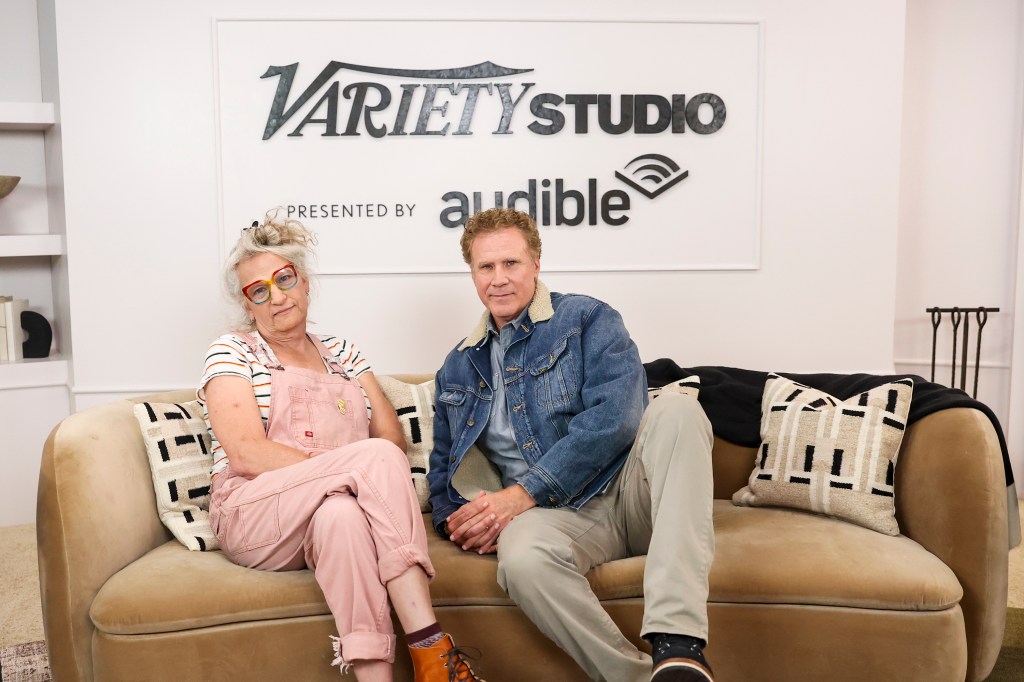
[732,373,913,535]
[376,376,435,512]
[648,375,700,401]
[133,400,218,551]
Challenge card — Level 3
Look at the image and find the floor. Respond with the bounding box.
[0,523,44,647]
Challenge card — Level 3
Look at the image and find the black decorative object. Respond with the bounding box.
[20,310,52,358]
[926,306,999,398]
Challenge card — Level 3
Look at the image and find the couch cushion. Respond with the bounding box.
[733,373,913,535]
[708,502,961,609]
[91,542,330,635]
[587,502,962,610]
[91,504,961,636]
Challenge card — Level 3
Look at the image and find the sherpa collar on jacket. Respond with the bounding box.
[458,280,554,351]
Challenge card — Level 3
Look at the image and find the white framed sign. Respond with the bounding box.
[215,19,763,273]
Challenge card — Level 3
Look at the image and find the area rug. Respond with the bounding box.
[0,641,50,682]
[0,635,1021,681]
[995,606,1024,682]
[989,646,1024,682]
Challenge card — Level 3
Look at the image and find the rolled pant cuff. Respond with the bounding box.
[379,543,436,583]
[340,631,397,664]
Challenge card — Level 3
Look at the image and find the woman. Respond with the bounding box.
[198,209,483,682]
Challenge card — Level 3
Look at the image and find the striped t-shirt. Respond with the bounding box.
[196,331,372,476]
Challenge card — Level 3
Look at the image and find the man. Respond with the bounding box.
[427,207,716,682]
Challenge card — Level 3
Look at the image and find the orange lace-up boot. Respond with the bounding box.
[408,633,485,682]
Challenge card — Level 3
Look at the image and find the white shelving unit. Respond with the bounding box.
[0,101,66,388]
[0,102,56,131]
[0,234,63,257]
[0,354,68,388]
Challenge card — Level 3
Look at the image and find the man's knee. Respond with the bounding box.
[649,391,699,418]
[646,393,712,439]
[496,520,565,592]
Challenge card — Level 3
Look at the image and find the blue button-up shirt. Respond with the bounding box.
[479,307,531,487]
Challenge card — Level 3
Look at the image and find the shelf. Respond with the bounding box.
[0,102,68,390]
[0,234,63,258]
[0,355,67,390]
[0,102,56,131]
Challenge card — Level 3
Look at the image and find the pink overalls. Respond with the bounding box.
[208,333,434,665]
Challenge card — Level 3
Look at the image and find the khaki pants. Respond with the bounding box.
[495,394,715,682]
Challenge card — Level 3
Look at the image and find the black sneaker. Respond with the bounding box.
[649,633,714,682]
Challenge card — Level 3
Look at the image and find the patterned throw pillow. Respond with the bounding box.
[732,373,913,535]
[133,400,218,551]
[648,375,700,401]
[376,376,435,512]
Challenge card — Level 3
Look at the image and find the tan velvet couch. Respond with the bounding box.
[37,377,1010,682]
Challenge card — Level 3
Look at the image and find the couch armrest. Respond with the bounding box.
[36,390,194,682]
[895,407,1008,682]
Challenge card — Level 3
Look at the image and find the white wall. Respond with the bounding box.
[895,0,1024,488]
[53,0,906,410]
[1012,130,1024,500]
[0,385,68,524]
[1006,4,1024,496]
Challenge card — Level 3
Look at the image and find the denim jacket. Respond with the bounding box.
[427,281,648,535]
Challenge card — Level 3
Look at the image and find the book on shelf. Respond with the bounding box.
[0,297,27,362]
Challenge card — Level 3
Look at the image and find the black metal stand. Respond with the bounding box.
[927,306,999,398]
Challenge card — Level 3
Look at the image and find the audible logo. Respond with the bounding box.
[439,154,688,228]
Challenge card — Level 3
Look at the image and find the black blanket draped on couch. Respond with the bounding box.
[643,358,1020,546]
